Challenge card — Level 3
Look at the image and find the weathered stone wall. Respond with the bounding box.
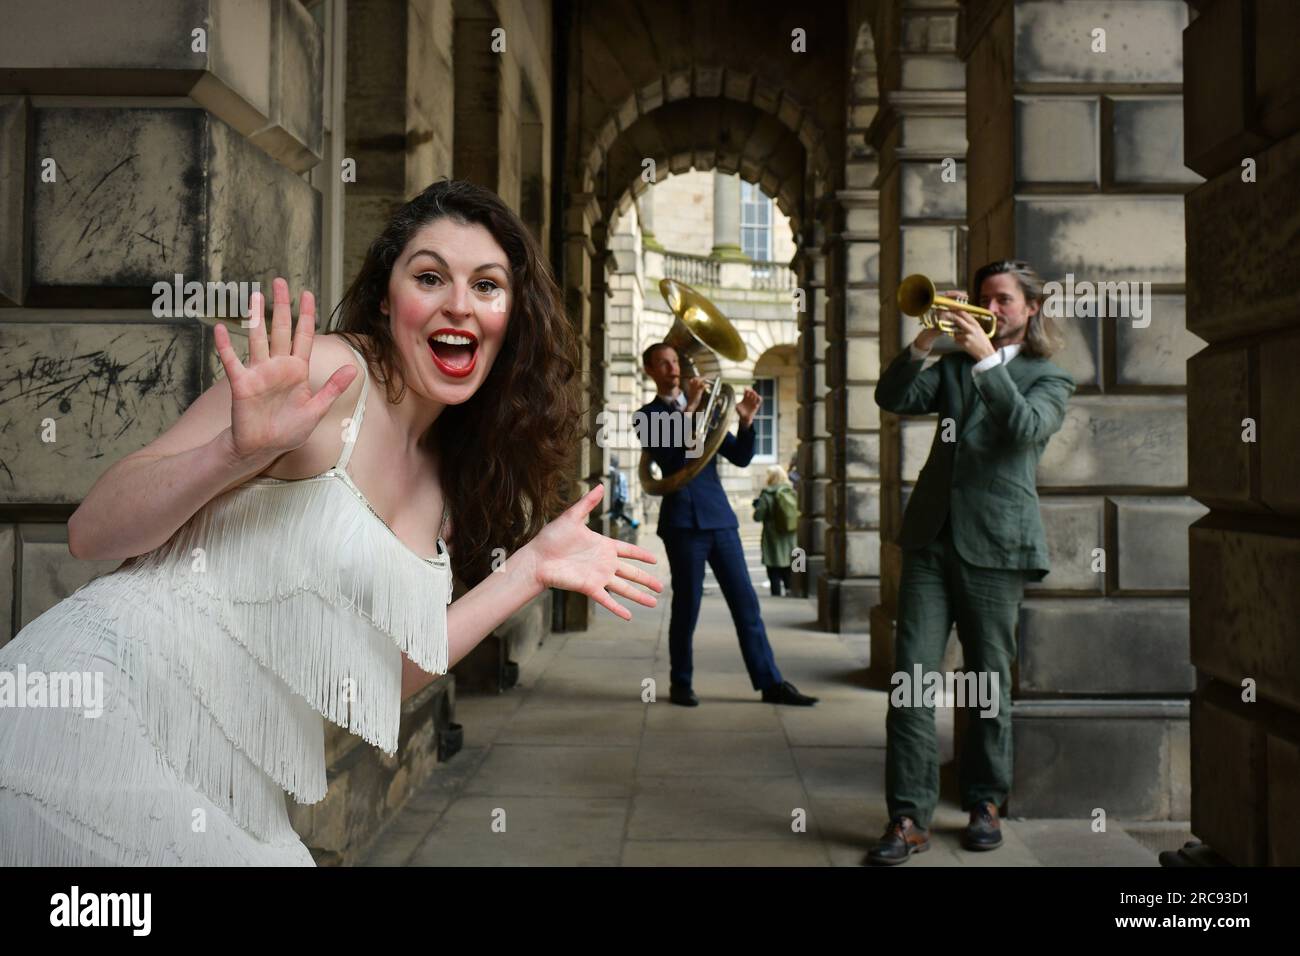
[1182,0,1300,865]
[821,8,884,630]
[958,0,1200,820]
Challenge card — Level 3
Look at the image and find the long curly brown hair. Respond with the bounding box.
[330,179,582,588]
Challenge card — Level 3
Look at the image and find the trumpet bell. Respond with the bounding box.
[897,273,998,338]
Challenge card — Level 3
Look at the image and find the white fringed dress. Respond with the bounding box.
[0,343,451,865]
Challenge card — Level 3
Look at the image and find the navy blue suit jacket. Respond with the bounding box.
[637,395,756,535]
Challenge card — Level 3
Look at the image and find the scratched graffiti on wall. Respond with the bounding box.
[0,328,197,503]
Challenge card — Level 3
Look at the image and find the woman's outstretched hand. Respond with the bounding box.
[517,485,663,620]
[213,276,359,463]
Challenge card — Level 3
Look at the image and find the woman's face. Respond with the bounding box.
[382,217,512,405]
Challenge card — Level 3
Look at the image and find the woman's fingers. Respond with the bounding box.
[293,289,317,358]
[614,561,663,593]
[269,277,293,357]
[247,289,268,365]
[308,363,359,420]
[212,322,246,383]
[606,577,657,608]
[564,483,605,519]
[591,588,632,621]
[615,541,657,564]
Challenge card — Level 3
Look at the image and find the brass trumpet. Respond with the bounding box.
[897,274,998,338]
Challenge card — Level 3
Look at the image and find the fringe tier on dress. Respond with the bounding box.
[0,342,451,865]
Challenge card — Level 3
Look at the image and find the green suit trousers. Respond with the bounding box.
[885,515,1029,830]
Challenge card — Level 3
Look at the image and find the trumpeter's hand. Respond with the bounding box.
[948,308,996,362]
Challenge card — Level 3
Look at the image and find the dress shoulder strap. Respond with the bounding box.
[335,342,370,472]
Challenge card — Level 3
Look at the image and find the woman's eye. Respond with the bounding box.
[474,280,500,294]
[417,273,442,286]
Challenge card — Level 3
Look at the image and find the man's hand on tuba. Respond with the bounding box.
[684,375,709,412]
[736,387,762,427]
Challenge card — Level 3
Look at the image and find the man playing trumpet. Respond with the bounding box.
[867,260,1076,864]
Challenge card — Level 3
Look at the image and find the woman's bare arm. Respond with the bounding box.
[400,549,548,699]
[400,485,663,701]
[68,280,358,561]
[68,428,280,561]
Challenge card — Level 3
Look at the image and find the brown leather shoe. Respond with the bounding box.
[962,801,1003,851]
[865,816,930,866]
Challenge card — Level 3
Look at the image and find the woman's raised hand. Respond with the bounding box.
[212,277,358,462]
[518,485,663,621]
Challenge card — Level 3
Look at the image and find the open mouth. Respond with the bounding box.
[427,328,478,378]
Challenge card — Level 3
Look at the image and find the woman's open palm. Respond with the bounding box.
[212,277,359,461]
[526,485,663,620]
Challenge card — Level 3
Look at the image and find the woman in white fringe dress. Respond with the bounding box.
[0,180,662,866]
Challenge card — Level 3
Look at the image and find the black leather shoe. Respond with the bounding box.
[760,680,819,706]
[962,801,1003,851]
[669,685,699,707]
[865,816,930,865]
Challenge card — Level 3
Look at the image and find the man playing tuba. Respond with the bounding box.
[638,342,817,709]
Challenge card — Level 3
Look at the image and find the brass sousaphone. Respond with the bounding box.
[639,278,748,496]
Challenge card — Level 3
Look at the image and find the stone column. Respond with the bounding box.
[792,228,828,600]
[961,0,1200,820]
[452,0,502,190]
[555,191,602,631]
[868,0,969,685]
[711,168,746,260]
[822,187,882,631]
[821,19,884,632]
[1183,0,1300,865]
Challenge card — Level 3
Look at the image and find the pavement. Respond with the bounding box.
[359,529,1169,866]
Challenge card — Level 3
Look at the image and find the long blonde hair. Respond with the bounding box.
[766,465,788,487]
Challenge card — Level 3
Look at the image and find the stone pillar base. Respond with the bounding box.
[1011,700,1190,821]
[817,577,879,633]
[454,590,552,692]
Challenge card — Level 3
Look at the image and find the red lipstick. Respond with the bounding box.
[427,327,478,378]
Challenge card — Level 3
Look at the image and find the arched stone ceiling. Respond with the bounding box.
[599,98,808,234]
[568,0,856,222]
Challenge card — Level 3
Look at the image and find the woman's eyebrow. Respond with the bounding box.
[405,248,508,275]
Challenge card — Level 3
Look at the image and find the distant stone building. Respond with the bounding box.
[603,170,799,532]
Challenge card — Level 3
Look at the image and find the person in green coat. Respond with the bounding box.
[866,259,1077,866]
[752,465,798,596]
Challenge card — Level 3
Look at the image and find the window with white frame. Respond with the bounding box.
[751,378,777,462]
[740,181,772,265]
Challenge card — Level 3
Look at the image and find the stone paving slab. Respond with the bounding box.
[359,533,1168,867]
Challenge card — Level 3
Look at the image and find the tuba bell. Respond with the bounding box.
[639,278,748,497]
[898,273,999,338]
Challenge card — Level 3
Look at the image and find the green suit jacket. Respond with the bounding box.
[874,346,1076,581]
